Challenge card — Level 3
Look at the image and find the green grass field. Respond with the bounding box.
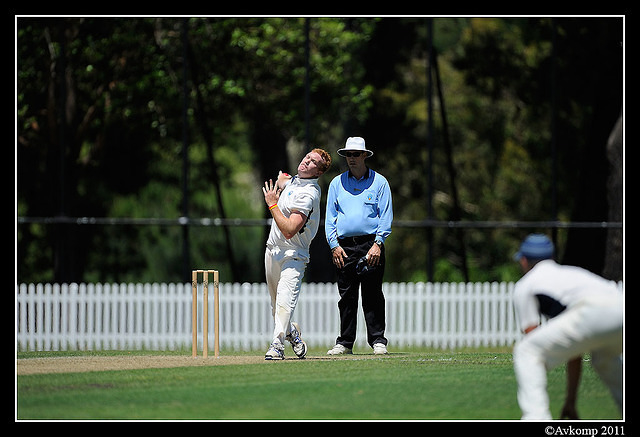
[16,348,623,421]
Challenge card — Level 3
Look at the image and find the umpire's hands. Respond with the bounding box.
[331,246,348,268]
[366,243,382,267]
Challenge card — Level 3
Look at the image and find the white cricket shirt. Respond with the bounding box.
[513,259,621,332]
[266,176,321,260]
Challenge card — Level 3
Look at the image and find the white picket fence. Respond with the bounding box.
[16,281,623,352]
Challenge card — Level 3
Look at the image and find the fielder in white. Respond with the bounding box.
[262,148,332,360]
[512,234,623,420]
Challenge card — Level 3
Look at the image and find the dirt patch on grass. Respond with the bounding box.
[16,354,366,375]
[17,355,267,375]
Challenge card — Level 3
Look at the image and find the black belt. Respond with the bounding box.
[338,235,376,246]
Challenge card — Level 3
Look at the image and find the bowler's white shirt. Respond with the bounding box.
[266,176,321,260]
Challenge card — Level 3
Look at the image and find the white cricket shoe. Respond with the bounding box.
[373,343,388,355]
[286,322,307,359]
[265,341,285,360]
[326,344,352,355]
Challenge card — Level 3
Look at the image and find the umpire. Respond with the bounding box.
[325,137,393,355]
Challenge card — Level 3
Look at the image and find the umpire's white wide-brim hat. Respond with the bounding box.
[337,137,374,157]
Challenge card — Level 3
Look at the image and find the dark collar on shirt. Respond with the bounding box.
[348,167,371,181]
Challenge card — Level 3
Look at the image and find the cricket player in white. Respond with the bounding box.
[262,148,331,360]
[512,234,623,420]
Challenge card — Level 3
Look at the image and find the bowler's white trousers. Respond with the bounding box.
[513,294,623,420]
[264,245,307,344]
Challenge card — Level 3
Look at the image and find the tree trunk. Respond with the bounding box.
[602,113,623,281]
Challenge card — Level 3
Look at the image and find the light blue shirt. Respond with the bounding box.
[325,168,393,250]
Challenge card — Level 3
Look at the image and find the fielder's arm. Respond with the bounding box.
[560,357,582,420]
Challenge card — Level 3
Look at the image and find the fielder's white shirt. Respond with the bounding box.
[266,175,321,260]
[513,259,621,332]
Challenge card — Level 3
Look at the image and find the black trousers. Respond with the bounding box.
[335,235,388,349]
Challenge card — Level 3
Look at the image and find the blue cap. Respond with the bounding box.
[513,234,554,261]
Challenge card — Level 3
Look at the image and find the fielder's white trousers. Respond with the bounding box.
[513,295,623,420]
[264,245,307,345]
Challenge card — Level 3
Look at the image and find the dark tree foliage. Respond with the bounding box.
[17,17,623,284]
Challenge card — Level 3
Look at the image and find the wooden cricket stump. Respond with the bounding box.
[191,270,219,358]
